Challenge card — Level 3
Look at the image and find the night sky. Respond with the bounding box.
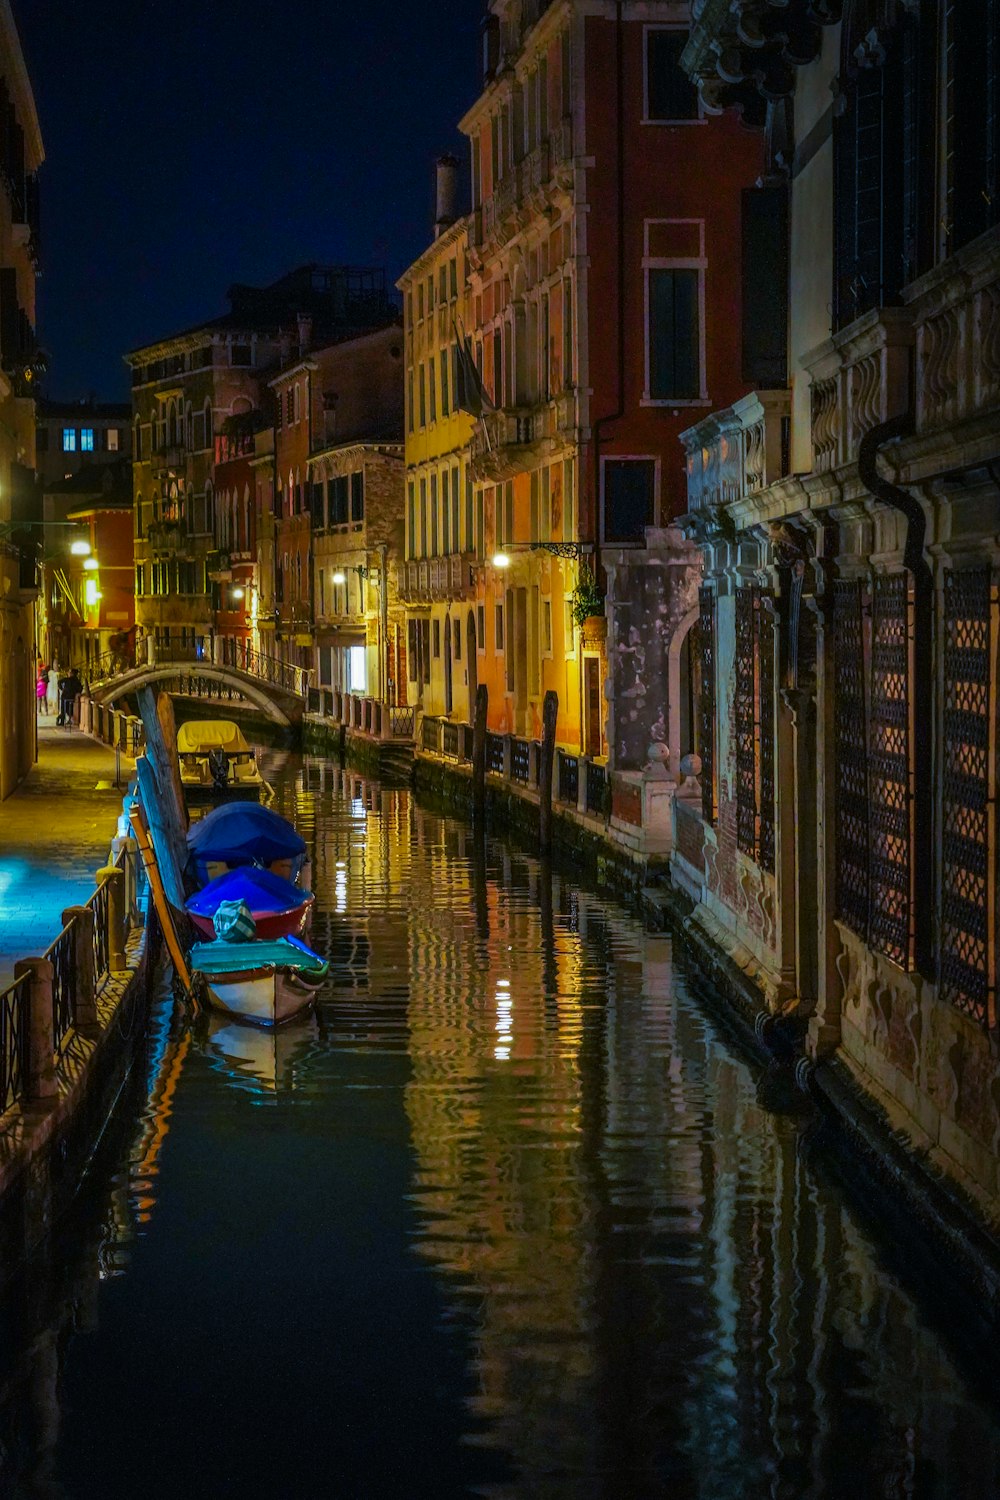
[16,0,479,402]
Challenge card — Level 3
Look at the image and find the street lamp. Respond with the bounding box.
[70,539,92,557]
[82,556,99,571]
[491,541,587,569]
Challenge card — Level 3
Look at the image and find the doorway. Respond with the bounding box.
[466,611,478,719]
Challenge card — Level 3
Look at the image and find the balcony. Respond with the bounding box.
[904,224,1000,439]
[206,550,232,580]
[469,396,573,481]
[397,552,477,605]
[680,390,790,520]
[149,444,186,478]
[146,520,194,559]
[802,308,913,475]
[471,120,574,251]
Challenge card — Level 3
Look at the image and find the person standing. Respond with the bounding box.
[59,668,82,728]
[46,663,59,713]
[36,669,47,716]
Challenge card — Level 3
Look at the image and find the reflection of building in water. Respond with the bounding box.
[401,842,1000,1492]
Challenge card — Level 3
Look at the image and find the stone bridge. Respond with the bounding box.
[87,642,309,728]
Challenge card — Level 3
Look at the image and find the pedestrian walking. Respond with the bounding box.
[35,669,47,716]
[59,668,82,728]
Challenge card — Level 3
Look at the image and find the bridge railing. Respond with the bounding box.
[306,688,416,742]
[86,636,307,698]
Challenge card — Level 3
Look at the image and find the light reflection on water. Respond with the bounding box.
[0,753,997,1499]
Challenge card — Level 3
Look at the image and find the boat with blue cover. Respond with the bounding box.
[185,867,314,942]
[187,801,307,884]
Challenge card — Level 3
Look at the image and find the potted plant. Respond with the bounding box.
[570,565,605,628]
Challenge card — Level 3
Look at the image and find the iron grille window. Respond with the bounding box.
[940,568,995,1027]
[698,583,716,824]
[350,471,364,523]
[733,585,776,868]
[833,579,870,940]
[869,573,913,968]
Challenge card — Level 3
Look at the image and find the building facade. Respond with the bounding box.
[456,0,762,760]
[398,203,478,721]
[0,4,43,798]
[673,0,1000,1217]
[35,398,130,489]
[38,461,134,674]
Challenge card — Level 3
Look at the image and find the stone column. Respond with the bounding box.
[15,958,57,1102]
[97,864,127,973]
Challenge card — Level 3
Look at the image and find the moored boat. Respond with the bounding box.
[185,866,314,941]
[177,719,267,801]
[190,935,329,1027]
[187,800,307,885]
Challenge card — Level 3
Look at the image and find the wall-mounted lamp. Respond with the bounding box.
[491,541,586,569]
[70,539,92,557]
[82,556,99,571]
[231,586,245,600]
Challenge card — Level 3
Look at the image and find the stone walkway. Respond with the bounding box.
[0,718,129,987]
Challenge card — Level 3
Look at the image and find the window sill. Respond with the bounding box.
[640,117,706,127]
[640,397,711,409]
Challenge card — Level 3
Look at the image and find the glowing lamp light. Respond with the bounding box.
[331,570,347,585]
[492,552,511,569]
[82,556,99,571]
[70,540,91,557]
[84,579,100,608]
[231,587,245,600]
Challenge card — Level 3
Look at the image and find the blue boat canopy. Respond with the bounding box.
[185,866,311,918]
[187,801,306,865]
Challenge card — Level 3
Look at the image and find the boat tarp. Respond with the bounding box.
[177,719,250,755]
[185,866,312,918]
[187,801,306,864]
[190,936,328,977]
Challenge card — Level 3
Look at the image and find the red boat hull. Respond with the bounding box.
[190,897,313,943]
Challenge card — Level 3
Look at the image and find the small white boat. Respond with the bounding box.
[177,719,267,800]
[190,936,329,1027]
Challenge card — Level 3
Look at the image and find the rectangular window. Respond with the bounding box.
[451,468,461,552]
[495,603,504,651]
[477,603,485,649]
[350,471,364,523]
[407,370,414,433]
[433,619,441,658]
[442,475,451,554]
[428,360,437,424]
[419,365,426,427]
[645,30,699,121]
[450,258,458,299]
[648,267,700,399]
[440,350,450,417]
[419,477,428,557]
[543,599,552,653]
[62,427,76,452]
[80,428,94,451]
[106,428,120,451]
[604,458,656,544]
[417,284,425,320]
[231,343,252,366]
[407,481,416,559]
[430,473,439,556]
[330,474,349,526]
[466,473,475,555]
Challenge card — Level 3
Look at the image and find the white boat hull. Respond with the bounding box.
[201,965,322,1027]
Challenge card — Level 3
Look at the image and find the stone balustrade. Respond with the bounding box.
[681,389,789,516]
[802,306,913,473]
[904,224,1000,436]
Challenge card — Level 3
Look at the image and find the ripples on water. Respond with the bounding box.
[0,754,998,1499]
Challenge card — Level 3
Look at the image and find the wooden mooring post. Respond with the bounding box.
[472,684,488,823]
[538,691,558,855]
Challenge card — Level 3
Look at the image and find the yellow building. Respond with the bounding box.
[397,181,479,722]
[0,6,43,799]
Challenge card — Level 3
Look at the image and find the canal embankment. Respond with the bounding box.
[0,716,159,1272]
[400,730,1000,1348]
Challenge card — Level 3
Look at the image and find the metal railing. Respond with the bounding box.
[510,738,531,784]
[45,920,78,1058]
[0,973,30,1115]
[442,722,460,758]
[558,751,579,805]
[88,880,111,985]
[388,706,415,739]
[586,759,607,815]
[486,732,505,776]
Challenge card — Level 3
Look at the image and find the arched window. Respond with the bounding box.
[135,493,143,539]
[204,400,213,454]
[244,486,251,553]
[205,481,214,534]
[134,418,142,462]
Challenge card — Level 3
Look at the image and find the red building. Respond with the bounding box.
[211,408,264,653]
[459,0,764,766]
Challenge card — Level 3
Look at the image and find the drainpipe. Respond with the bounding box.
[857,411,933,979]
[590,1,626,543]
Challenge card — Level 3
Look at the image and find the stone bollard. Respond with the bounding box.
[14,958,58,1102]
[62,906,98,1029]
[97,864,127,973]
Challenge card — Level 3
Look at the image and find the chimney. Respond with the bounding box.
[297,313,313,354]
[434,154,459,239]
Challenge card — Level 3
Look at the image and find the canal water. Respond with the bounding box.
[1,751,999,1499]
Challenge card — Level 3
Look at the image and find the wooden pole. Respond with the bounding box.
[137,685,189,879]
[136,756,186,910]
[472,683,488,823]
[15,958,58,1101]
[538,690,558,855]
[129,802,193,994]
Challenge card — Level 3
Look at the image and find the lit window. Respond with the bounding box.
[106,428,120,451]
[81,428,94,451]
[62,428,76,452]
